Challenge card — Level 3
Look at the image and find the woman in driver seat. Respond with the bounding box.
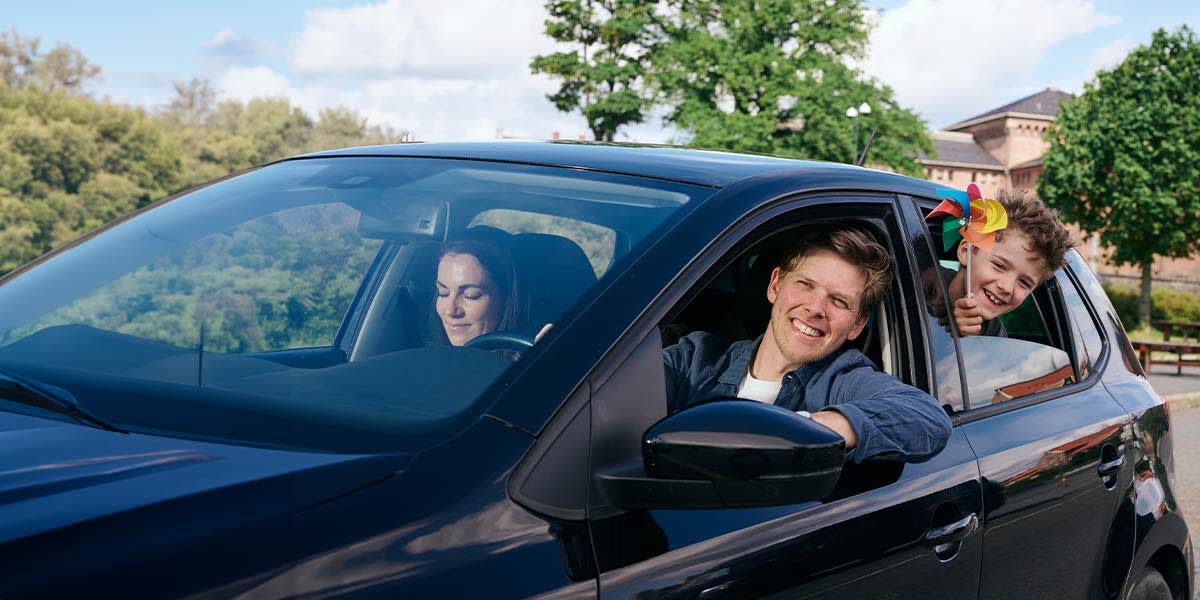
[434,239,529,346]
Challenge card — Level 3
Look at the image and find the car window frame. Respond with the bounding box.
[906,194,1114,424]
[1060,253,1112,377]
[926,262,1107,425]
[588,192,921,394]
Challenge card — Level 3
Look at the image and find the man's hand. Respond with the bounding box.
[811,410,857,449]
[952,295,984,336]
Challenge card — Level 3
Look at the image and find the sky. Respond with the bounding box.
[6,0,1200,142]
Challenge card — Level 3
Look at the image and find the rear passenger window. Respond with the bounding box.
[918,203,1088,412]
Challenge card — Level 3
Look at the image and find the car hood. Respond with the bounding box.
[0,411,411,545]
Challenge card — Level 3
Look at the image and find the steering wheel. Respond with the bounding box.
[465,331,535,352]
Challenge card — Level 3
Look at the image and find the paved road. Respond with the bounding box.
[1148,364,1200,398]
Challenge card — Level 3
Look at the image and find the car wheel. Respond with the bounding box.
[1126,567,1173,600]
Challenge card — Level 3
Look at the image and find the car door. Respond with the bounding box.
[571,190,984,599]
[908,192,1134,600]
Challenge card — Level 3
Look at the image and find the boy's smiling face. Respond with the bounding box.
[956,231,1051,321]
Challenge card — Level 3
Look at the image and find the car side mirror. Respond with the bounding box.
[595,400,846,510]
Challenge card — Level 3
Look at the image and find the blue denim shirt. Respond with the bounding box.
[664,331,952,463]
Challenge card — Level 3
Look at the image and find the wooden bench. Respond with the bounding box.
[1131,339,1200,375]
[1153,320,1200,343]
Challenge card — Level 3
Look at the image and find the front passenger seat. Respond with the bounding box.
[508,233,597,330]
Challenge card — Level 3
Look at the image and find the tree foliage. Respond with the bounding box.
[0,30,100,91]
[0,34,408,276]
[531,0,657,141]
[531,0,931,172]
[652,0,930,173]
[1039,26,1200,326]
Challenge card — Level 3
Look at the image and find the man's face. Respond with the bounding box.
[956,231,1049,321]
[761,249,869,375]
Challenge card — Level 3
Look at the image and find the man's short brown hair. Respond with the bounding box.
[994,189,1075,274]
[778,224,894,316]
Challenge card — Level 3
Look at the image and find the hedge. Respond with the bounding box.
[1102,282,1200,331]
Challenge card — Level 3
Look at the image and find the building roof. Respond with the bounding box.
[948,87,1073,130]
[1012,157,1044,169]
[918,131,1003,168]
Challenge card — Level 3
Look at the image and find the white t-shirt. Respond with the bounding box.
[736,370,811,417]
[736,370,781,403]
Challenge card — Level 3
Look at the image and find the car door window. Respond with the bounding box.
[916,201,1087,412]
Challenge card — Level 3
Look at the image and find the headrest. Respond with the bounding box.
[509,233,597,328]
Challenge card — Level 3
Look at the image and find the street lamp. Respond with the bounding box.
[846,102,871,164]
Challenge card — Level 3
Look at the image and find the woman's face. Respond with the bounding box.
[436,252,503,346]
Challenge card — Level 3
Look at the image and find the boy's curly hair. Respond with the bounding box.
[994,188,1075,273]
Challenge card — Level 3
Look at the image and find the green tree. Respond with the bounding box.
[652,0,930,173]
[163,78,217,128]
[1039,26,1200,328]
[0,29,100,91]
[312,106,403,151]
[531,0,657,141]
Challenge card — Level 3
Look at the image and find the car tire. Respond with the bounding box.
[1125,567,1173,600]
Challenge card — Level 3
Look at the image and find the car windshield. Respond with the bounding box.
[0,156,713,453]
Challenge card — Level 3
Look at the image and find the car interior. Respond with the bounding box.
[659,219,899,377]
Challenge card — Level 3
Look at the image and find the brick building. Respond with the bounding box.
[918,87,1069,198]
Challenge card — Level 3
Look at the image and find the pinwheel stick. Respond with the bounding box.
[965,243,973,298]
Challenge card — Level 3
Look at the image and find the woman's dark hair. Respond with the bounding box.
[434,238,529,338]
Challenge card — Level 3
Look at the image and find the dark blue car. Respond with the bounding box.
[0,142,1190,599]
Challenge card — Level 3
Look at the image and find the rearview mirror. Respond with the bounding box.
[595,400,846,510]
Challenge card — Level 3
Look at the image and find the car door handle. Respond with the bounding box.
[1098,455,1124,478]
[924,513,979,546]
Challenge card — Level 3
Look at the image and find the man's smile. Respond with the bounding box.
[792,319,825,337]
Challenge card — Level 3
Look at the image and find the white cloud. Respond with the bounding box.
[289,0,556,79]
[1087,35,1135,74]
[215,65,597,142]
[213,0,678,144]
[865,0,1118,127]
[218,66,293,100]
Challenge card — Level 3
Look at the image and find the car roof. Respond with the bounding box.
[299,140,943,193]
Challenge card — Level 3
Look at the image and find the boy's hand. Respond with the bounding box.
[953,295,985,336]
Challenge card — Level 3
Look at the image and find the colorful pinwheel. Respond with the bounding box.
[926,183,1008,252]
[925,183,1008,298]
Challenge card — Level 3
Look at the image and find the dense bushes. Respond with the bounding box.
[1103,282,1200,331]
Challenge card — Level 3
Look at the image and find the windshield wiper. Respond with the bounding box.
[0,370,125,433]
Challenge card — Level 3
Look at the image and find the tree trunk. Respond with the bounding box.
[1139,258,1153,330]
